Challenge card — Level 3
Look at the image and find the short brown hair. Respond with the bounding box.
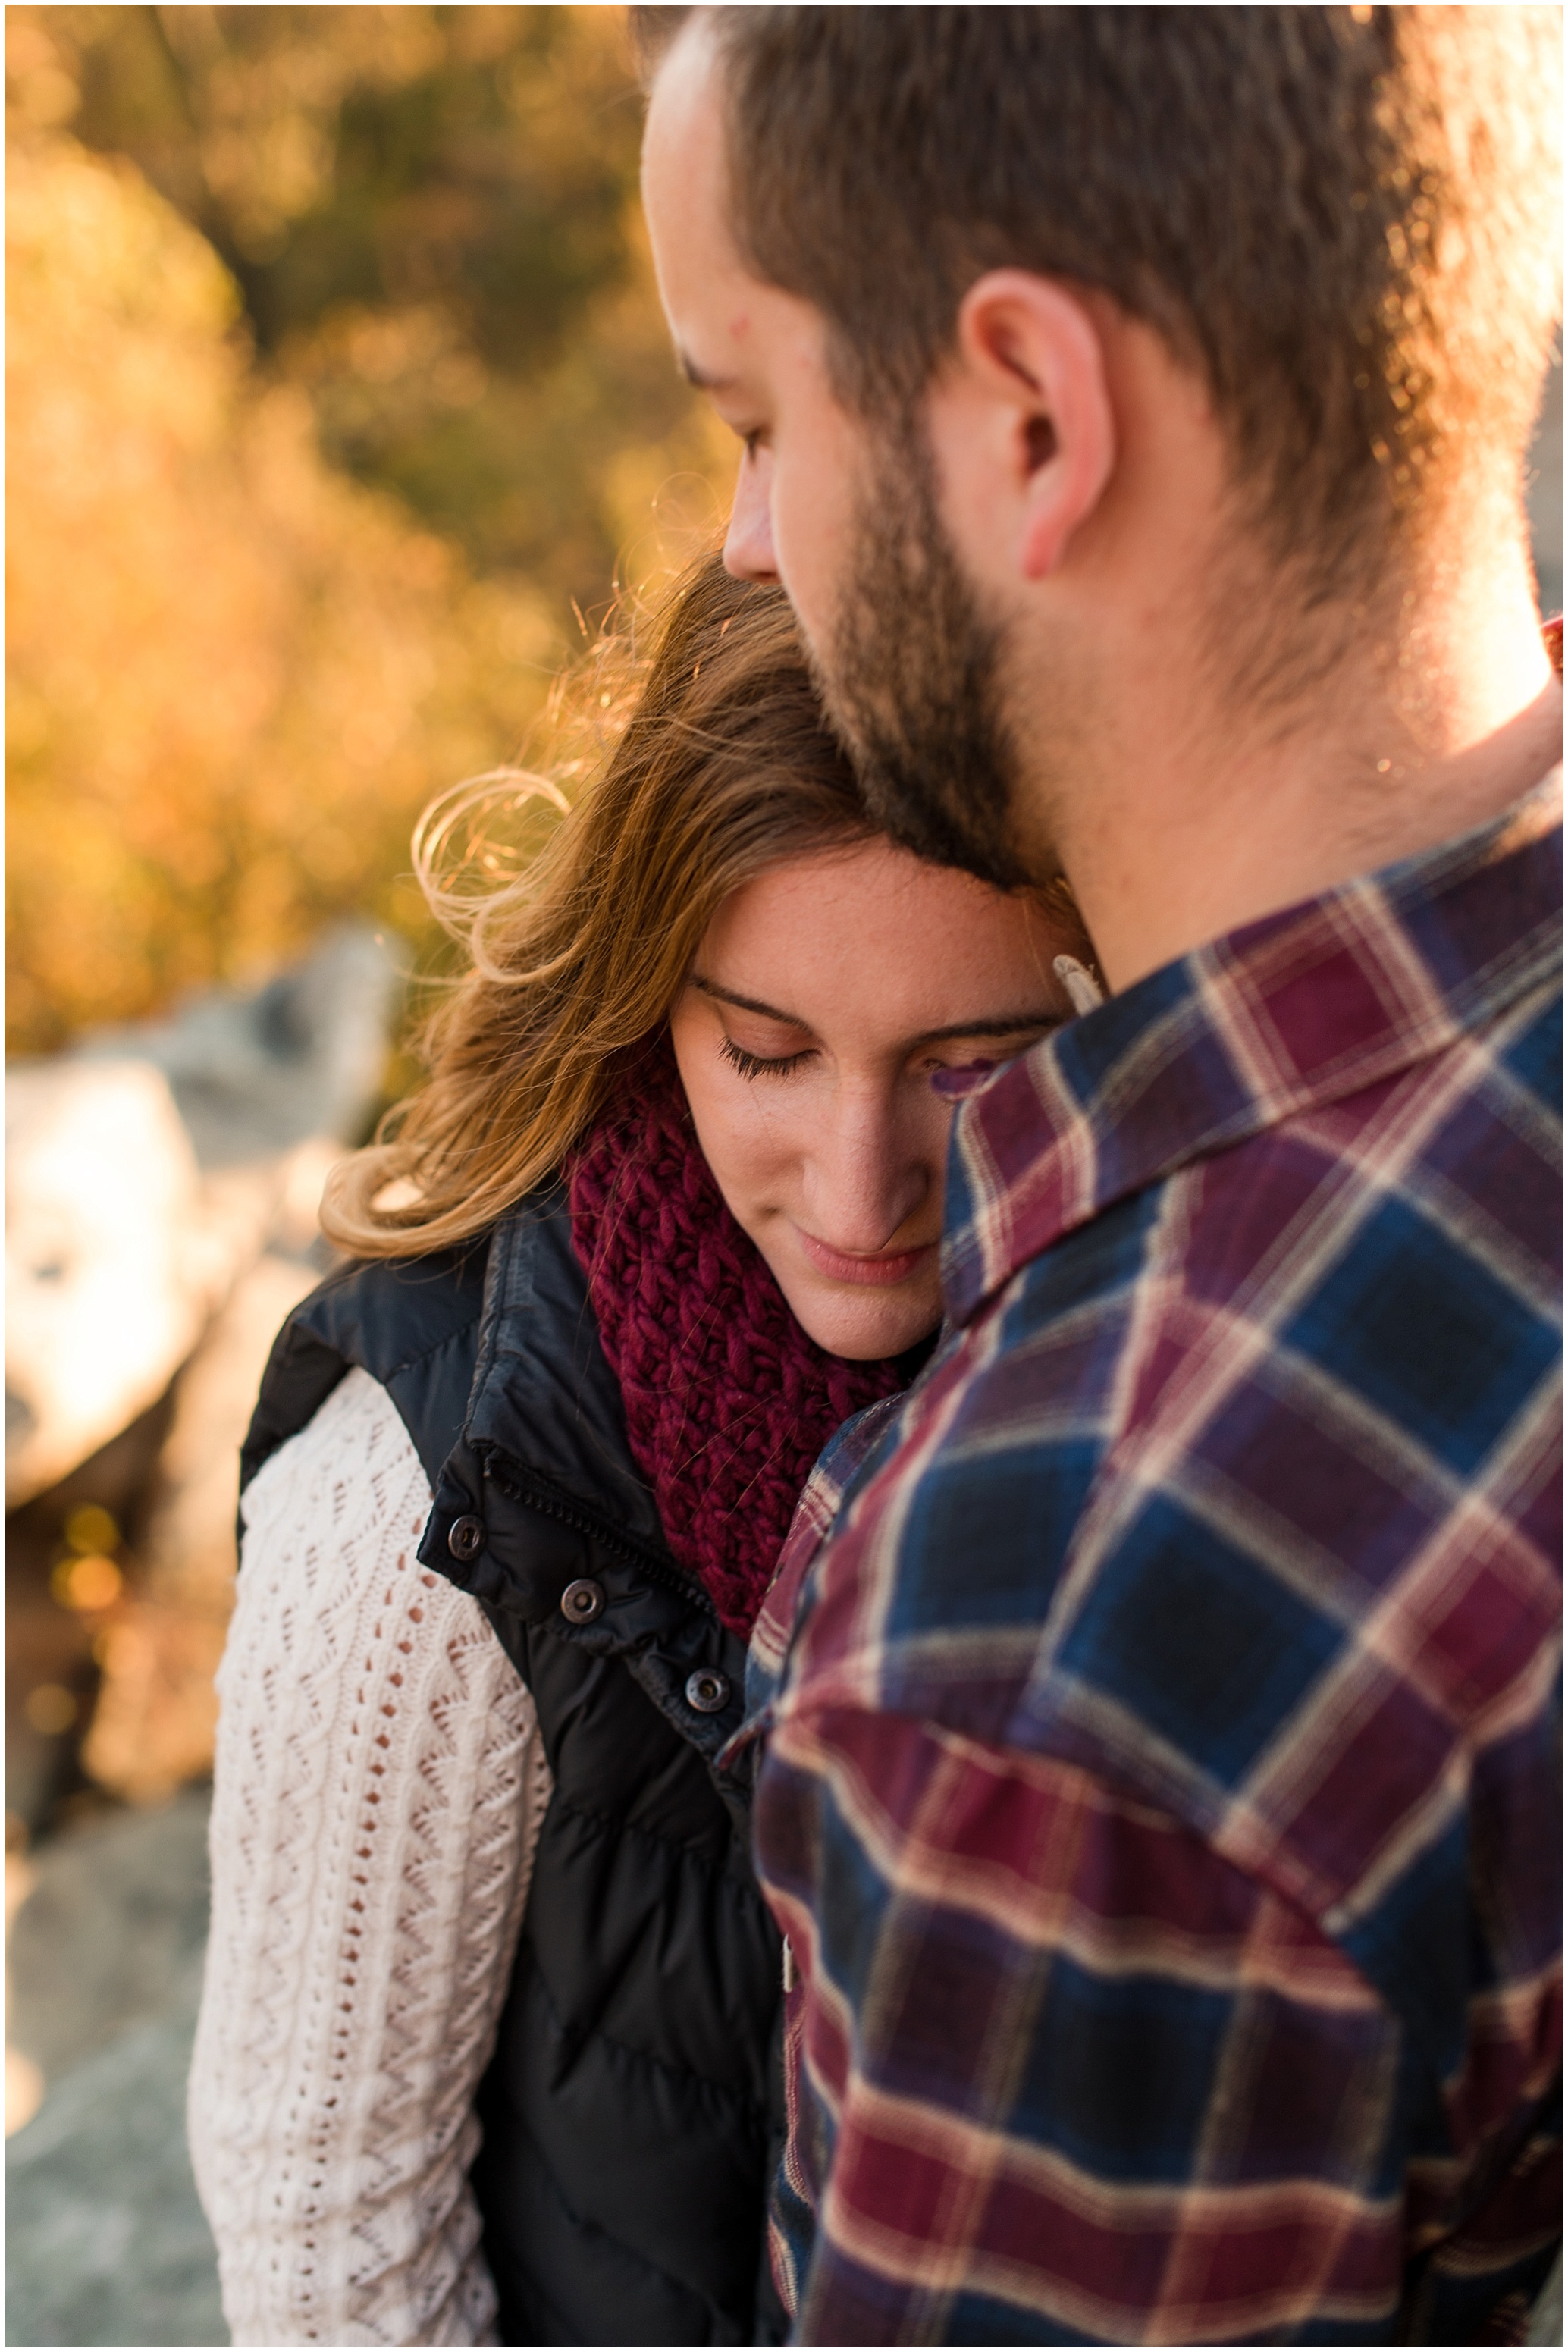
[639,5,1562,585]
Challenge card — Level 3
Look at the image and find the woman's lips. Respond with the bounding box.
[796,1229,937,1286]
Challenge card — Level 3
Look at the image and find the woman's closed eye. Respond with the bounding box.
[719,1034,817,1081]
[920,1021,1062,1074]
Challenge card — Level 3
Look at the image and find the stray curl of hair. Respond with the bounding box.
[322,548,1091,1261]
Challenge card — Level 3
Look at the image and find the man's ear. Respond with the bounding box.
[952,271,1115,580]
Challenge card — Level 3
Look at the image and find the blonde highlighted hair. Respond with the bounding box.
[324,556,868,1253]
[324,550,1093,1260]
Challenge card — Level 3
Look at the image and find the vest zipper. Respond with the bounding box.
[475,1448,720,1621]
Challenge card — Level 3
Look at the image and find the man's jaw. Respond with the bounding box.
[803,543,1036,886]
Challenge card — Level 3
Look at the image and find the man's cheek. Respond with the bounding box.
[771,467,851,663]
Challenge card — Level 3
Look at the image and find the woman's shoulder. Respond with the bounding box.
[240,1233,494,1507]
[301,1179,582,1380]
[241,1184,586,1504]
[296,1234,494,1380]
[241,1361,425,1527]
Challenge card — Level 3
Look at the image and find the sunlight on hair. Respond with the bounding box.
[412,768,572,986]
[317,553,884,1261]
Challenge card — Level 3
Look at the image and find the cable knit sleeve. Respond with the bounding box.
[189,1366,550,2348]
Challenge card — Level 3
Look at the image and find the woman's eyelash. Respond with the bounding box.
[720,1035,814,1081]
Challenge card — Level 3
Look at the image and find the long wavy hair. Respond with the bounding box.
[323,555,867,1253]
[323,548,1091,1259]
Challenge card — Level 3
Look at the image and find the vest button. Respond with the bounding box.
[560,1578,605,1624]
[684,1669,730,1715]
[447,1515,485,1563]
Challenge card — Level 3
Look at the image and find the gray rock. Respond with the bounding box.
[84,923,404,1171]
[5,1794,224,2347]
[8,1792,212,2082]
[6,924,403,1508]
[5,1995,224,2348]
[4,1061,220,1507]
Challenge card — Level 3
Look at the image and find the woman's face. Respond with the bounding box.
[670,838,1080,1359]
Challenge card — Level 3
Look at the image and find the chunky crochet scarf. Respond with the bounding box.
[568,1042,909,1639]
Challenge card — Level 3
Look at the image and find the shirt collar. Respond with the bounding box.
[942,767,1563,1327]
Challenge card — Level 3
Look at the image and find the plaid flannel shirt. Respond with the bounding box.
[739,770,1563,2346]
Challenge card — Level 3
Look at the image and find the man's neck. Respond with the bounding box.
[1049,540,1562,994]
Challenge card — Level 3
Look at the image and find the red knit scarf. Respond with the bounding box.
[567,1042,910,1639]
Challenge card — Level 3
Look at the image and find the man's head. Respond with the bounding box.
[641,5,1562,887]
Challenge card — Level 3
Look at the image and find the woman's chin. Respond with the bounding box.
[783,1272,942,1363]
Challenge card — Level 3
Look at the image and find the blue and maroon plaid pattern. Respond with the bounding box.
[741,774,1563,2345]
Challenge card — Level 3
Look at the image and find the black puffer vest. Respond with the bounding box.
[240,1187,786,2347]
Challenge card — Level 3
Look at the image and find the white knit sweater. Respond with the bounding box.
[188,1367,551,2347]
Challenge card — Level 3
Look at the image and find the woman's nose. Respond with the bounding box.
[722,448,779,583]
[801,1092,933,1253]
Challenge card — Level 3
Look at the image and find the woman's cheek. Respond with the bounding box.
[721,1087,806,1213]
[671,1019,738,1175]
[681,1068,786,1233]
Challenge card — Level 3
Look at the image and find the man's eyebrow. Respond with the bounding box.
[691,975,1062,1044]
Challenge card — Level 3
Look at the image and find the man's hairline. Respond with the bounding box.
[645,4,1457,661]
[649,11,1228,453]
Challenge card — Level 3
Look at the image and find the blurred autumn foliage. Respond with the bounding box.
[6,5,735,1055]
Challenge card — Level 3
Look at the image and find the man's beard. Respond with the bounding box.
[809,440,1033,889]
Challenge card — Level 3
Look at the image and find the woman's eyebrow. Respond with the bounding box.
[691,975,1060,1044]
[920,1011,1062,1043]
[692,974,807,1025]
